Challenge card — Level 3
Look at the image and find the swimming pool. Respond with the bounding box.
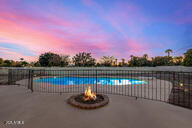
[34,77,147,85]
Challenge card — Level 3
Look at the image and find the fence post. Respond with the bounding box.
[30,70,34,92]
[8,69,12,85]
[172,72,176,104]
[28,70,30,89]
[173,72,176,88]
[28,69,34,92]
[96,69,97,93]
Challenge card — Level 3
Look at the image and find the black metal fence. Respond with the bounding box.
[8,69,192,109]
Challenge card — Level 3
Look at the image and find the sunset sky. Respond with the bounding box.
[0,0,192,61]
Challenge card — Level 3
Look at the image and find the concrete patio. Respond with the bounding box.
[0,85,192,128]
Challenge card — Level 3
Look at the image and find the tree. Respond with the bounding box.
[121,58,125,64]
[49,54,61,66]
[72,52,96,66]
[39,52,61,66]
[115,59,118,66]
[152,56,173,66]
[15,61,22,67]
[128,55,152,67]
[100,56,116,66]
[0,58,3,66]
[183,49,192,66]
[96,63,102,67]
[165,49,173,57]
[119,58,127,67]
[60,55,70,67]
[143,54,148,59]
[4,60,11,67]
[34,61,41,67]
[130,55,134,60]
[48,61,52,67]
[173,56,183,65]
[128,56,137,66]
[22,61,28,66]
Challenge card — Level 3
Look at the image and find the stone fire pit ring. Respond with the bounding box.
[68,94,109,109]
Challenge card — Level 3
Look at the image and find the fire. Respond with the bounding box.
[83,86,96,101]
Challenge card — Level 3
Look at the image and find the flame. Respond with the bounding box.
[180,83,183,87]
[83,86,96,101]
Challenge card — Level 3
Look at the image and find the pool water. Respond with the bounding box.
[34,77,147,85]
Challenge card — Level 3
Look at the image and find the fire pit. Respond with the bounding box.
[68,86,109,109]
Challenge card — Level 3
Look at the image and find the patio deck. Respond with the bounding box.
[0,85,192,128]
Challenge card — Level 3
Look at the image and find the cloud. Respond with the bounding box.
[0,2,113,57]
[0,47,37,61]
[0,0,160,61]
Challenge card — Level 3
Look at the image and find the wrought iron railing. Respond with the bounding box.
[8,69,192,109]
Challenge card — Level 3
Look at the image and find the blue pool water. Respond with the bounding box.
[34,77,147,85]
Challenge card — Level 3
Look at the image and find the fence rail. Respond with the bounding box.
[8,69,192,109]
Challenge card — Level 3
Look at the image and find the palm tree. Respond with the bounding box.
[165,49,173,57]
[130,55,134,60]
[121,58,125,64]
[115,59,118,66]
[143,54,148,59]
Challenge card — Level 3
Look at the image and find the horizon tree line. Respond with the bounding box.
[0,49,192,67]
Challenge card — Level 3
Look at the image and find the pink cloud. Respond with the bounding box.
[81,0,148,38]
[0,6,114,59]
[0,11,153,60]
[0,47,37,61]
[0,0,159,61]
